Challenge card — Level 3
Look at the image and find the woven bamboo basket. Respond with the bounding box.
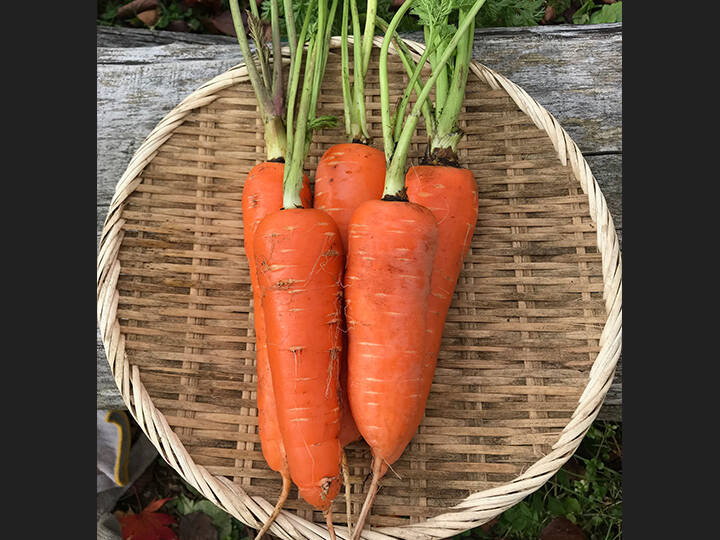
[96,37,622,540]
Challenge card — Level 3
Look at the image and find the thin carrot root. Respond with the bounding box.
[324,508,337,540]
[350,457,384,540]
[255,472,291,540]
[342,451,352,533]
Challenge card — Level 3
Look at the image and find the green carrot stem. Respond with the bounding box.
[246,0,268,91]
[378,0,416,161]
[310,0,339,125]
[269,0,284,116]
[392,28,434,143]
[229,0,273,114]
[349,0,368,142]
[382,0,487,198]
[284,0,331,208]
[433,7,475,154]
[431,19,449,121]
[340,0,353,138]
[305,0,340,158]
[248,0,259,18]
[229,0,282,159]
[360,0,377,76]
[374,15,435,141]
[282,0,298,55]
[284,31,319,208]
[284,0,316,164]
[246,7,272,92]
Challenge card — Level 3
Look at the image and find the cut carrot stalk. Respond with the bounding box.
[345,1,488,538]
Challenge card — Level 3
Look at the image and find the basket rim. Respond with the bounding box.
[96,36,622,540]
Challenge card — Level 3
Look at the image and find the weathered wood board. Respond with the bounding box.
[97,24,622,420]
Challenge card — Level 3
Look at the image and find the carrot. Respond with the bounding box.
[344,1,488,537]
[252,0,343,535]
[254,207,345,512]
[405,165,478,391]
[314,143,386,252]
[230,0,322,536]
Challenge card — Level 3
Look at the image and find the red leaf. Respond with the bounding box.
[117,498,177,540]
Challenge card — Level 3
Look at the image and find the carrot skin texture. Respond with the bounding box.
[314,143,386,252]
[344,200,438,473]
[254,208,345,511]
[406,165,479,394]
[242,162,311,475]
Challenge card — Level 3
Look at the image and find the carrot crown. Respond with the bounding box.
[378,0,487,199]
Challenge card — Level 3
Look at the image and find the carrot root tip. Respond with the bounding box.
[350,457,384,540]
[255,472,291,540]
[324,508,337,540]
[342,451,353,533]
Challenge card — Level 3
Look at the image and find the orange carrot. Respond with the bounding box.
[344,199,438,536]
[405,164,478,395]
[254,208,345,512]
[241,162,311,538]
[229,0,318,533]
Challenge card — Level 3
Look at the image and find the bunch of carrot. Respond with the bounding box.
[231,0,487,538]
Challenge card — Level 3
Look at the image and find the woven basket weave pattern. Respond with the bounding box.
[97,38,621,540]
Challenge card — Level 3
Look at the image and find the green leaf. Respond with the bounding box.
[556,468,570,487]
[548,497,565,516]
[572,0,596,24]
[564,497,582,515]
[476,0,545,28]
[590,2,622,24]
[172,494,197,515]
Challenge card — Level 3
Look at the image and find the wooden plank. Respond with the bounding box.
[97,24,622,421]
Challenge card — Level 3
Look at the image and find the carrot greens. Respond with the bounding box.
[340,0,377,143]
[229,0,287,161]
[414,0,482,163]
[378,0,487,198]
[282,0,339,209]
